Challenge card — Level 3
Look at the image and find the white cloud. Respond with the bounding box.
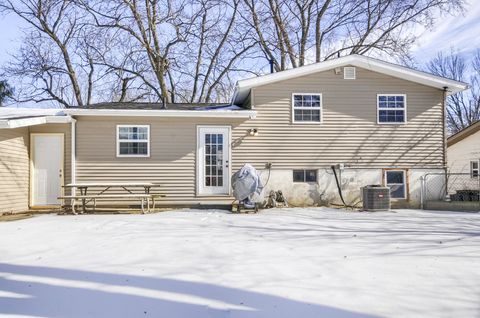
[412,0,480,63]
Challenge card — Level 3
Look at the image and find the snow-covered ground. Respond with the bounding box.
[0,208,479,318]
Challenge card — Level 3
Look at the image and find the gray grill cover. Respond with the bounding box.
[232,164,264,201]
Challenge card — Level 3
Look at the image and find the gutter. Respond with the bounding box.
[64,109,257,119]
[70,118,77,196]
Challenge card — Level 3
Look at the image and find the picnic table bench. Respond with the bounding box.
[59,183,163,214]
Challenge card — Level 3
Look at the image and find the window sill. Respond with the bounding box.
[292,121,323,125]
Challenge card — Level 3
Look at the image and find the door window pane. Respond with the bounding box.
[205,133,224,187]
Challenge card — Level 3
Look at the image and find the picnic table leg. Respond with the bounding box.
[71,198,76,214]
[81,187,87,214]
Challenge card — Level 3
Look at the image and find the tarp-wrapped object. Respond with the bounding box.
[232,164,264,201]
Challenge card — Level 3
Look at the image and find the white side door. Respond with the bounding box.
[197,126,231,195]
[31,134,64,206]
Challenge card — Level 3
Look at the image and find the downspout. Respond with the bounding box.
[331,165,347,207]
[442,87,448,197]
[71,118,77,196]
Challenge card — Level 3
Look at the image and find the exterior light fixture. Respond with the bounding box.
[249,128,258,136]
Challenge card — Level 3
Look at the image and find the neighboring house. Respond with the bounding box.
[0,55,468,213]
[447,121,480,176]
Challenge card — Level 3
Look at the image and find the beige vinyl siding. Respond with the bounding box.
[447,129,480,173]
[75,117,245,204]
[0,128,29,213]
[232,66,444,169]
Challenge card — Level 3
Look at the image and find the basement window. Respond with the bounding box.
[292,93,322,123]
[385,170,406,199]
[293,170,317,183]
[471,160,479,178]
[377,94,407,124]
[117,125,150,157]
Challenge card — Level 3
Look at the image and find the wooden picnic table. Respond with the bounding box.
[61,182,160,214]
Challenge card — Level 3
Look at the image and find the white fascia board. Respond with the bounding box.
[65,109,257,119]
[234,54,469,104]
[0,115,71,129]
[351,57,468,94]
[44,116,72,124]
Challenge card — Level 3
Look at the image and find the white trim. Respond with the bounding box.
[65,108,256,119]
[343,66,356,79]
[70,119,77,196]
[291,93,323,124]
[0,115,71,129]
[385,170,407,199]
[376,94,407,125]
[233,54,469,104]
[196,125,232,196]
[470,160,479,178]
[116,125,151,158]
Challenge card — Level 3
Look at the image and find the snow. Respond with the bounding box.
[0,208,479,318]
[0,108,66,120]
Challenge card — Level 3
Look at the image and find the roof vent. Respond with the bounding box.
[344,67,356,80]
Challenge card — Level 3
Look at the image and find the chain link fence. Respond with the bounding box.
[421,172,480,211]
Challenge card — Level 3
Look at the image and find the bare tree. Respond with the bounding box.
[173,0,257,103]
[0,0,87,106]
[428,50,480,134]
[243,0,465,71]
[81,0,198,103]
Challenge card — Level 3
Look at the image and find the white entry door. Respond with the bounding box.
[197,126,230,195]
[31,134,64,206]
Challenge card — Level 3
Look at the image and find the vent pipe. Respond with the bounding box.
[269,59,274,73]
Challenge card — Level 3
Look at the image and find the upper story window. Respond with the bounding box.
[471,160,479,178]
[292,93,322,123]
[377,94,406,124]
[116,125,150,157]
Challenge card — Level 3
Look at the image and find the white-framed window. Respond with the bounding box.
[116,125,150,157]
[385,170,407,199]
[293,169,317,183]
[344,67,356,79]
[377,94,407,124]
[470,160,479,178]
[292,93,322,123]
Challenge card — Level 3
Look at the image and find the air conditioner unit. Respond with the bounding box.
[362,185,390,211]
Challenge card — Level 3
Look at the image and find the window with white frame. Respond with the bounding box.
[385,170,406,199]
[292,93,322,123]
[117,125,150,157]
[471,160,479,178]
[377,94,406,124]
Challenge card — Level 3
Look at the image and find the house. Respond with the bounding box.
[447,120,480,176]
[0,55,468,213]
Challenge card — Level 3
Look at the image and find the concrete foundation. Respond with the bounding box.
[257,168,445,209]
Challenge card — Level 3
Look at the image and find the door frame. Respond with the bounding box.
[196,125,231,196]
[29,133,65,208]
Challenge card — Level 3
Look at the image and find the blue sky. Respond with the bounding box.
[411,0,480,64]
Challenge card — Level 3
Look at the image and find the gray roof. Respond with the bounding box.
[70,102,237,111]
